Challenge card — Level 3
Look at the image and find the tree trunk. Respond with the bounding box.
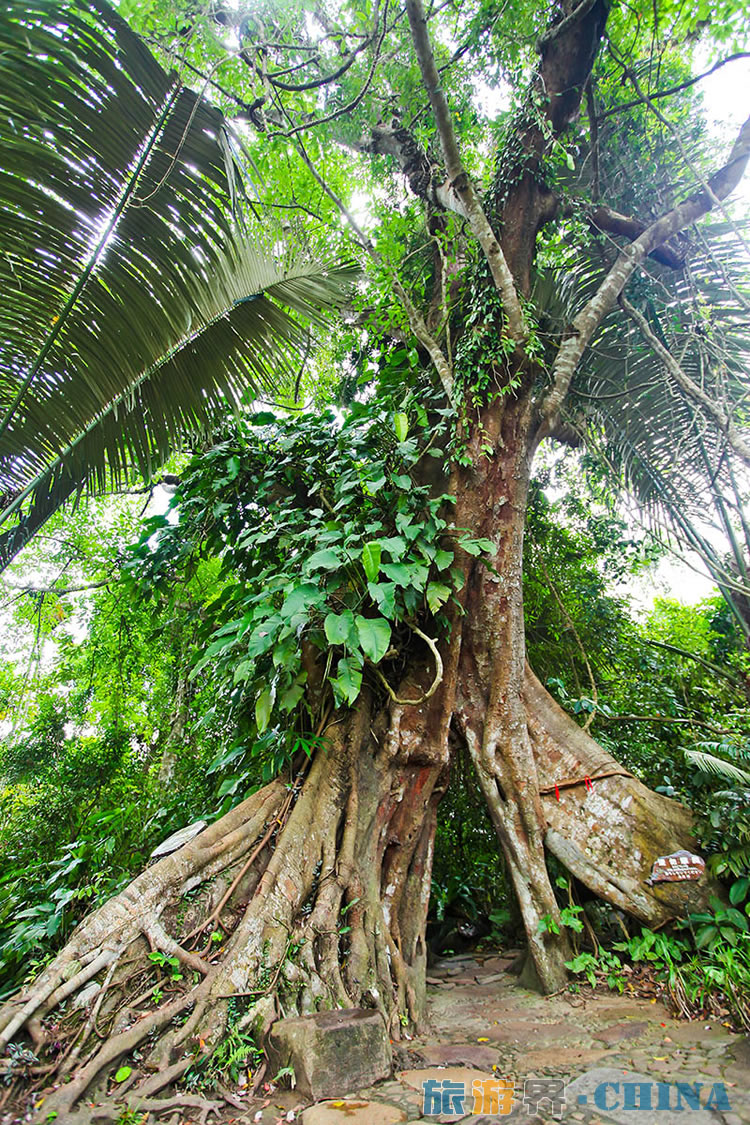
[0,668,452,1122]
[452,396,573,991]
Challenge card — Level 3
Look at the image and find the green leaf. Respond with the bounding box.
[695,924,718,950]
[332,656,363,705]
[725,907,748,931]
[362,541,382,582]
[426,582,451,613]
[383,561,429,590]
[255,688,273,733]
[324,610,356,646]
[459,536,497,556]
[280,679,306,712]
[355,615,391,663]
[114,1067,132,1083]
[394,412,409,442]
[246,617,282,659]
[305,548,343,572]
[218,775,245,797]
[233,660,253,684]
[730,877,750,905]
[382,563,411,587]
[367,580,397,619]
[380,536,408,560]
[395,512,421,540]
[281,583,321,619]
[361,469,386,494]
[434,549,454,571]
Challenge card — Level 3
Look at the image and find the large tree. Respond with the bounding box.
[1,0,750,1118]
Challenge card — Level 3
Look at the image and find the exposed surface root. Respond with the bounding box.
[523,664,723,920]
[2,680,451,1124]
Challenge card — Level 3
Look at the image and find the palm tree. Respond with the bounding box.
[535,228,750,640]
[0,0,356,569]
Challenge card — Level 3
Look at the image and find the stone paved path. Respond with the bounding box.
[232,951,750,1125]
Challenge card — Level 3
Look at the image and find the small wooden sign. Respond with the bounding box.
[646,849,705,885]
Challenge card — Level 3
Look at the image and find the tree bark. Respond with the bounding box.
[525,666,718,923]
[451,395,573,991]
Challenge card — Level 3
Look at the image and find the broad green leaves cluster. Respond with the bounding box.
[136,404,494,741]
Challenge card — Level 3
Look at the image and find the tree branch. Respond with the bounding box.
[588,204,685,269]
[2,579,114,596]
[361,120,468,218]
[541,110,750,427]
[261,33,374,92]
[623,64,750,262]
[537,0,601,48]
[597,52,750,121]
[643,638,747,691]
[268,1,389,140]
[404,0,526,341]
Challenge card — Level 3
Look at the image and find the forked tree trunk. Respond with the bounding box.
[1,402,721,1121]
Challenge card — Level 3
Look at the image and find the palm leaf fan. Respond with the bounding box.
[536,223,750,631]
[0,0,358,569]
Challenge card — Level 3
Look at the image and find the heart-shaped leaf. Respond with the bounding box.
[355,615,391,663]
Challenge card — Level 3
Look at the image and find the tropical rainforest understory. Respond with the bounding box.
[1,0,750,1119]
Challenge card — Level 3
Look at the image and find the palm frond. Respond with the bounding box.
[0,0,358,568]
[536,220,750,628]
[684,748,750,785]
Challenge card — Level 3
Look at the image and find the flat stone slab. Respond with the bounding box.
[480,957,507,971]
[485,1019,584,1045]
[268,1009,391,1101]
[593,1020,649,1045]
[398,1067,495,1122]
[668,1020,738,1044]
[479,959,515,975]
[419,1044,499,1069]
[587,999,671,1021]
[563,1066,728,1123]
[301,1101,407,1124]
[523,1047,609,1071]
[729,1035,750,1067]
